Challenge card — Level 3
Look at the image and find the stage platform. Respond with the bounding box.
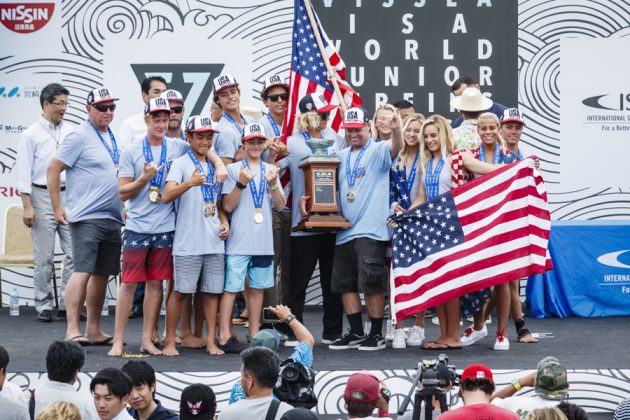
[2,306,628,418]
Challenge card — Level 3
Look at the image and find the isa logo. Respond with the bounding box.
[0,3,55,34]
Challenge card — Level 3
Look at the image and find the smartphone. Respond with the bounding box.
[263,307,280,323]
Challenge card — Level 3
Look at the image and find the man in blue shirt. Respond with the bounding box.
[48,86,122,347]
[327,107,404,351]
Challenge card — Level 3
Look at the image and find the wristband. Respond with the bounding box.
[215,162,226,167]
[236,181,246,190]
[270,184,279,191]
[285,314,296,324]
[378,412,389,418]
[511,379,522,392]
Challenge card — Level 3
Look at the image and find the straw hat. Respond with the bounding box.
[450,87,493,112]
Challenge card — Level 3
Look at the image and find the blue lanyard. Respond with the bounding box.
[187,149,217,203]
[223,112,245,136]
[517,150,523,161]
[88,120,119,166]
[478,143,502,164]
[403,151,419,197]
[346,140,371,189]
[266,114,281,137]
[180,129,186,141]
[424,154,445,200]
[302,131,311,140]
[143,137,167,189]
[242,159,267,210]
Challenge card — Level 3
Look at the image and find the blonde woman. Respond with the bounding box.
[408,115,500,350]
[526,407,569,420]
[388,114,426,348]
[36,401,82,420]
[372,104,398,142]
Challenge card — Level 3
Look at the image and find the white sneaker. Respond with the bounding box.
[406,326,425,347]
[494,334,510,351]
[392,329,407,349]
[385,320,396,342]
[461,325,488,347]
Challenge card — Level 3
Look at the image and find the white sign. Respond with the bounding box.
[560,38,630,189]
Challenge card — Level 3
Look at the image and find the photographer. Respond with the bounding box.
[228,304,314,404]
[343,372,391,419]
[436,364,518,420]
[398,364,453,420]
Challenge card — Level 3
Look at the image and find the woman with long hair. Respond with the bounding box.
[372,104,398,142]
[388,113,426,348]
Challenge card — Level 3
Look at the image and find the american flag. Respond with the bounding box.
[389,158,553,322]
[282,0,362,138]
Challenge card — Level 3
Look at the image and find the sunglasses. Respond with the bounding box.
[92,103,116,113]
[170,106,183,114]
[268,93,288,102]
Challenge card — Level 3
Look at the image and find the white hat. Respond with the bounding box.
[242,122,267,141]
[341,107,371,129]
[87,87,119,105]
[450,87,493,112]
[161,89,184,103]
[144,97,171,115]
[213,74,239,94]
[501,108,526,125]
[186,115,219,133]
[261,74,289,98]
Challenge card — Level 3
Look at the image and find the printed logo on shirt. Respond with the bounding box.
[0,3,54,33]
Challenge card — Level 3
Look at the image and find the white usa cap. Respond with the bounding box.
[186,115,219,133]
[500,108,526,126]
[87,86,119,105]
[144,97,171,115]
[261,74,289,98]
[161,89,184,103]
[242,122,267,142]
[213,74,239,94]
[341,107,371,129]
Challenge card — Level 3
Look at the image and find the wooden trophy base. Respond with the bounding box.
[293,214,352,232]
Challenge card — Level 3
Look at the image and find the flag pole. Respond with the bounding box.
[302,0,348,113]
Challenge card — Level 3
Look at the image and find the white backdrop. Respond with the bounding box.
[1,0,630,306]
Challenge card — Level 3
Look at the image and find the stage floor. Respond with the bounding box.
[2,306,629,371]
[2,307,629,418]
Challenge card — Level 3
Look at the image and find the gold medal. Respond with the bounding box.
[204,204,216,218]
[346,190,355,202]
[254,211,264,224]
[149,190,160,203]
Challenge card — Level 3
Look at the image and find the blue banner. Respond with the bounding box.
[527,221,630,317]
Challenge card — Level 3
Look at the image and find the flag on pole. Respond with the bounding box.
[282,0,362,138]
[389,158,553,322]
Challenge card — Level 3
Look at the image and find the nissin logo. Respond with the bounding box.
[582,93,630,111]
[0,3,54,34]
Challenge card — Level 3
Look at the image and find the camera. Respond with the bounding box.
[419,354,459,389]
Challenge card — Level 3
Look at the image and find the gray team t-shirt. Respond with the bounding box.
[118,137,189,233]
[55,120,122,223]
[166,154,225,256]
[213,114,254,159]
[223,160,281,255]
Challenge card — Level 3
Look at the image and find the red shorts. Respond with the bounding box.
[121,230,174,283]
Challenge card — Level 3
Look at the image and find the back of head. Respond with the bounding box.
[460,364,495,398]
[46,340,85,383]
[535,357,569,401]
[121,360,156,388]
[0,345,8,372]
[344,372,380,418]
[241,346,280,389]
[179,383,216,420]
[393,99,415,111]
[557,402,588,420]
[90,367,132,399]
[526,406,569,420]
[35,401,81,420]
[279,407,318,420]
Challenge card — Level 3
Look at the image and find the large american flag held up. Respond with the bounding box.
[389,158,553,322]
[282,0,362,138]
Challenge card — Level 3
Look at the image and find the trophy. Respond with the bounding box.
[293,138,352,232]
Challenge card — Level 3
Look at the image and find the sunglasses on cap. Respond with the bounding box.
[92,103,116,112]
[268,93,288,102]
[170,106,184,114]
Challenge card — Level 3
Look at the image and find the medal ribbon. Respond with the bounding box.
[187,149,217,203]
[267,114,281,137]
[403,151,419,199]
[345,140,371,189]
[223,112,245,136]
[143,137,167,189]
[88,120,119,166]
[478,142,502,164]
[424,153,445,200]
[242,159,267,211]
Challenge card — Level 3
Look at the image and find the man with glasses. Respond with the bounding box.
[47,86,123,347]
[16,83,75,322]
[162,89,187,141]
